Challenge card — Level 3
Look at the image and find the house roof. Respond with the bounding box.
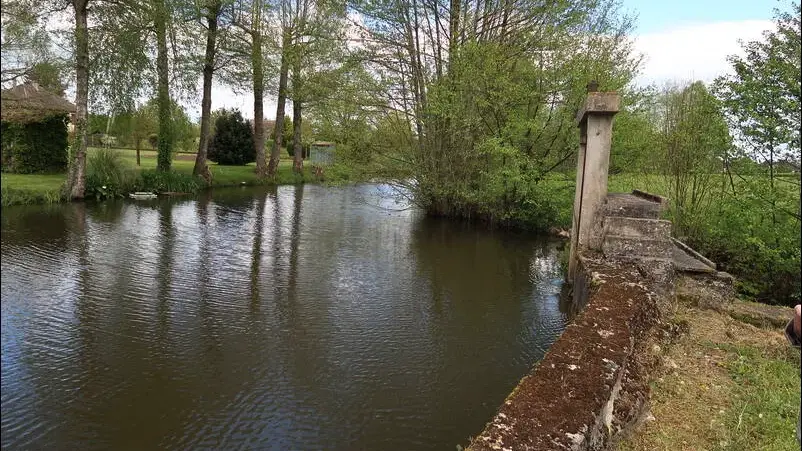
[1,82,76,124]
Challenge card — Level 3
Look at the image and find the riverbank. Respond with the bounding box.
[620,300,800,451]
[0,147,387,207]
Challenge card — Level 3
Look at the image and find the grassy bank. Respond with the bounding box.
[1,147,377,207]
[620,301,800,451]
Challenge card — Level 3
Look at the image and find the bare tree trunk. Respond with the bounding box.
[104,112,113,149]
[291,53,303,174]
[194,2,220,183]
[66,0,89,200]
[136,135,141,166]
[155,0,172,172]
[268,30,291,177]
[252,2,267,177]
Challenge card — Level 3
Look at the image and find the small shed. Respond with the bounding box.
[1,82,76,124]
[1,82,75,173]
[310,141,335,165]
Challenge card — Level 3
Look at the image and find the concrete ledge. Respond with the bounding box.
[575,92,621,125]
[468,258,660,451]
[670,238,716,270]
[631,190,666,205]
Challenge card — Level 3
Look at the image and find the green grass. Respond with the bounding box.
[621,304,800,451]
[1,173,67,206]
[1,147,354,206]
[716,342,801,450]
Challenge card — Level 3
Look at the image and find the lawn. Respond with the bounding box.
[1,147,314,206]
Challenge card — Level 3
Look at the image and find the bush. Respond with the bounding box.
[86,148,137,200]
[137,170,202,193]
[1,115,68,173]
[208,109,254,165]
[286,142,309,159]
[689,193,800,306]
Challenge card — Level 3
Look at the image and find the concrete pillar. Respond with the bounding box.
[568,90,620,282]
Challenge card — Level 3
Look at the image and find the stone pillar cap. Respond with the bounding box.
[576,92,620,125]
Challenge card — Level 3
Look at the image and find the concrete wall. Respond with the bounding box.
[468,257,662,451]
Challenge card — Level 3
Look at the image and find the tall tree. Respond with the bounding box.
[25,61,66,95]
[65,0,90,199]
[193,0,224,182]
[268,27,291,176]
[228,0,269,176]
[154,0,173,171]
[351,0,639,223]
[0,0,62,85]
[659,81,732,238]
[714,3,801,222]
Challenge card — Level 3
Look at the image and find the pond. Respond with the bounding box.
[1,183,572,450]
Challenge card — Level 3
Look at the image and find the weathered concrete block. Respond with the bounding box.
[602,235,673,259]
[604,217,671,240]
[676,271,735,310]
[576,92,621,124]
[604,193,664,220]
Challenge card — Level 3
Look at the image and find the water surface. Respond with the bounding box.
[1,184,570,450]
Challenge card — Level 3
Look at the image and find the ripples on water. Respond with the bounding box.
[1,184,571,450]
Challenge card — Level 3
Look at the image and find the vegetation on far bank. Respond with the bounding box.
[1,146,396,207]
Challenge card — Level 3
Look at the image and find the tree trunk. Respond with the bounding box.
[253,26,267,177]
[194,2,220,183]
[155,0,172,172]
[291,52,303,174]
[268,31,290,177]
[66,0,89,200]
[136,135,141,166]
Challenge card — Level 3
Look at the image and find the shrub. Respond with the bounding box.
[137,170,202,193]
[1,115,69,173]
[147,133,159,149]
[86,148,137,200]
[208,109,254,165]
[286,142,309,159]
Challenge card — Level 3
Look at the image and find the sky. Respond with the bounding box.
[197,0,782,121]
[623,0,778,87]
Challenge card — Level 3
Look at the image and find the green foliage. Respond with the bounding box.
[610,87,661,174]
[26,61,66,96]
[147,133,159,149]
[208,109,255,165]
[1,115,68,173]
[287,142,309,159]
[355,0,641,226]
[660,81,732,238]
[137,170,202,193]
[714,3,800,166]
[690,179,800,306]
[85,148,138,200]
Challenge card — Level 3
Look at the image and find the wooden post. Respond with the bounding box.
[568,88,620,282]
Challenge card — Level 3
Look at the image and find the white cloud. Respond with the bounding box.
[632,20,773,86]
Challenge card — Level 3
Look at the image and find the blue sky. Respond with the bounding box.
[621,0,777,33]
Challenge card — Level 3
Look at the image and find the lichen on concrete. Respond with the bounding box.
[467,257,664,451]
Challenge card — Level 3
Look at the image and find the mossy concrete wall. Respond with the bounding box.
[468,256,664,450]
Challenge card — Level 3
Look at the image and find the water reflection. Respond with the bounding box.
[1,184,568,450]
